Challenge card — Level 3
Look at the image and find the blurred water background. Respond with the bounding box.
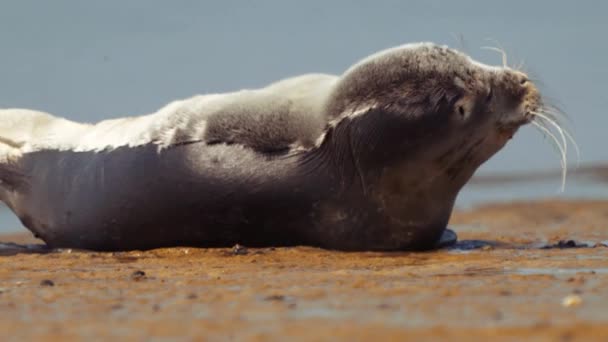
[0,1,606,233]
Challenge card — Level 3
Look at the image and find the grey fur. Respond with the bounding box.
[175,74,338,152]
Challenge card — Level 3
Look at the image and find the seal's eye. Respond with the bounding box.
[486,88,493,102]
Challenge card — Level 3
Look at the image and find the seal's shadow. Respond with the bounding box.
[0,239,601,256]
[444,239,605,251]
[447,239,502,251]
[0,239,506,256]
[0,242,52,256]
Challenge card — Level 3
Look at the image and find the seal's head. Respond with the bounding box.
[323,43,543,188]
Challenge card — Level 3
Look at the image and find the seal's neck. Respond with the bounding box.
[318,107,490,226]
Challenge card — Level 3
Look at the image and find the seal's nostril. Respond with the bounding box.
[520,77,528,86]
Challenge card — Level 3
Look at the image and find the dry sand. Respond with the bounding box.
[1,199,608,341]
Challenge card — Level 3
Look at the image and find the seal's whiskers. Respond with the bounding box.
[529,104,583,192]
[482,38,510,68]
[542,105,571,124]
[530,120,567,191]
[541,107,581,165]
[481,46,508,68]
[561,128,580,166]
[514,59,526,72]
[531,111,568,156]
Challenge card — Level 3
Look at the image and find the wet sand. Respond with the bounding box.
[1,199,608,341]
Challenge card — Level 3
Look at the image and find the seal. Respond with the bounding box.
[0,42,549,251]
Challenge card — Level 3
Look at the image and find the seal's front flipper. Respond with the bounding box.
[435,228,458,248]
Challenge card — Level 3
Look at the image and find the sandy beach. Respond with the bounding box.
[0,199,606,341]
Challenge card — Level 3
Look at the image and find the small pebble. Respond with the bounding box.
[131,270,146,281]
[498,290,512,296]
[541,240,590,249]
[40,279,55,287]
[377,303,397,310]
[561,294,582,307]
[264,295,285,301]
[557,240,578,248]
[566,276,586,285]
[232,244,248,255]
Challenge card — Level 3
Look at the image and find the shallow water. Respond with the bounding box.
[0,208,22,234]
[457,174,608,209]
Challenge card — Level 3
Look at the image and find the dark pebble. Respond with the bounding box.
[541,240,590,249]
[557,240,578,248]
[40,279,55,287]
[131,270,146,281]
[232,244,248,255]
[264,295,285,301]
[377,303,397,310]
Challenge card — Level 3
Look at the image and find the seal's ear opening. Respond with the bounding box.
[486,87,494,103]
[458,106,466,118]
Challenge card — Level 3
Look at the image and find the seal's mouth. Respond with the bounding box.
[496,112,532,139]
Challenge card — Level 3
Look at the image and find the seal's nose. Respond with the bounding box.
[513,71,529,88]
[523,82,541,114]
[495,71,539,129]
[512,71,540,117]
[519,75,528,86]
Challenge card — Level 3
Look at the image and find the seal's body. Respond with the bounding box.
[0,43,542,251]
